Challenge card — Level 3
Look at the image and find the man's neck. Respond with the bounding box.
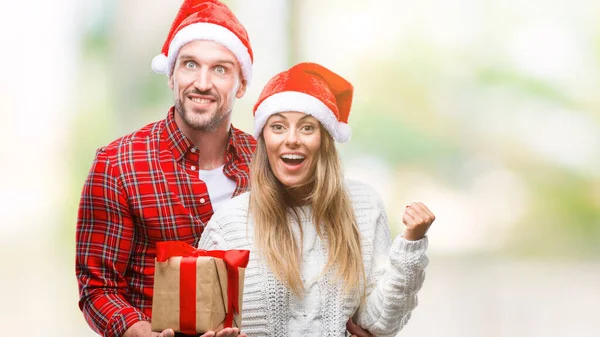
[173,110,232,170]
[191,125,230,170]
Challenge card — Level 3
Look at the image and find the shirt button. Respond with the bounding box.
[191,165,197,171]
[200,198,206,204]
[191,147,197,153]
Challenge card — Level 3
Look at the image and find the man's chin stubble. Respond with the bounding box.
[177,106,230,132]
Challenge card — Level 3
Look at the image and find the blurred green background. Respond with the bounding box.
[0,0,598,336]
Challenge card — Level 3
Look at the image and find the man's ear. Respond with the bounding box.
[168,75,174,90]
[236,78,247,99]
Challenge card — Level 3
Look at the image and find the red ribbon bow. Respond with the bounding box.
[156,241,250,335]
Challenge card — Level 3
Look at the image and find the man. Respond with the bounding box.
[76,1,373,337]
[77,1,254,336]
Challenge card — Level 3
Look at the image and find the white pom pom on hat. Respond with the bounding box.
[151,54,168,74]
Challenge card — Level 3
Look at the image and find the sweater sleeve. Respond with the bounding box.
[354,194,429,337]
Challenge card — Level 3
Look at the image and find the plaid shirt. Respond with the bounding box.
[76,109,256,337]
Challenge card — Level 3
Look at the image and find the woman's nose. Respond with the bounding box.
[284,130,300,146]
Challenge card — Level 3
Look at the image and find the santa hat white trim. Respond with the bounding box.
[151,22,253,84]
[254,91,352,143]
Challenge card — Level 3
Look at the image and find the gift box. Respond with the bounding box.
[151,241,250,335]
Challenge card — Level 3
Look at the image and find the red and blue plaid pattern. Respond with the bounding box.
[76,109,255,337]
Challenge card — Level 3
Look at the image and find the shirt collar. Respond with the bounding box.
[164,108,194,163]
[163,107,240,162]
[226,126,241,159]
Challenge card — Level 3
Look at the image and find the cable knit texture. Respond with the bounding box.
[197,180,428,337]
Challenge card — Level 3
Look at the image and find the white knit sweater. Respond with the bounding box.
[197,180,428,337]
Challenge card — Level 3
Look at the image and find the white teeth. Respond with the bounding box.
[191,98,211,103]
[281,154,305,160]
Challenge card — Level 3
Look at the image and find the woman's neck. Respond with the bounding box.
[285,184,313,206]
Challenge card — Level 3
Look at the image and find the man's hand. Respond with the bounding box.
[123,322,246,337]
[402,201,435,241]
[199,327,247,337]
[156,328,174,337]
[122,321,174,337]
[346,318,373,337]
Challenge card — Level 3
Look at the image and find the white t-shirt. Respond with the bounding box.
[199,165,236,212]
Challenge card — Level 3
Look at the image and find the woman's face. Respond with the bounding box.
[262,111,322,188]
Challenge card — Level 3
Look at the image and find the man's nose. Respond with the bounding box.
[193,69,213,92]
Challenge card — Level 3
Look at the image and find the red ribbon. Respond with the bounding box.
[156,241,250,335]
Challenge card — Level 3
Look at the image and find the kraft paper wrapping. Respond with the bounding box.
[151,251,246,334]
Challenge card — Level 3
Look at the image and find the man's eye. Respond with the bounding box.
[185,61,197,69]
[215,66,226,74]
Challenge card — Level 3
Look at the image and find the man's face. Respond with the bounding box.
[169,40,247,133]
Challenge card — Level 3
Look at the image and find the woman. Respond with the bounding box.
[198,62,435,337]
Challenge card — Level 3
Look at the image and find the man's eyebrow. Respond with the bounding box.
[178,54,195,60]
[177,54,236,66]
[216,59,236,66]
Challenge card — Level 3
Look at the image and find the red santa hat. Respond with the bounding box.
[151,0,253,84]
[253,62,353,143]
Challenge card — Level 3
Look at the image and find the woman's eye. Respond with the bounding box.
[271,124,284,131]
[301,125,314,132]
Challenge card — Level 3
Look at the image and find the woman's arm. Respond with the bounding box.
[355,198,434,337]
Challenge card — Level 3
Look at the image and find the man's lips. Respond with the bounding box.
[187,91,217,104]
[189,97,214,104]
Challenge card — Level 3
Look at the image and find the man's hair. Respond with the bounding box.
[249,125,366,298]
